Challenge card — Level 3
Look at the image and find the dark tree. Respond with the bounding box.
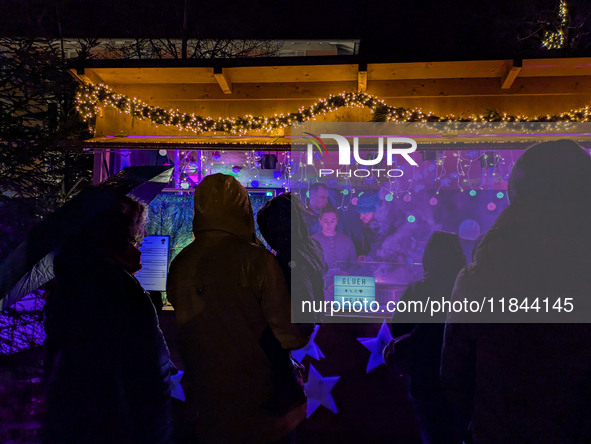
[0,37,93,261]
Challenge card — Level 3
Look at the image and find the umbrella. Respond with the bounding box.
[0,166,173,311]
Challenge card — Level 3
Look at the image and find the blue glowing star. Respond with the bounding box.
[357,320,393,373]
[305,364,340,418]
[293,325,325,363]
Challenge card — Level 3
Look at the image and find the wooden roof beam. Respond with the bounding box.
[69,67,104,85]
[501,59,522,89]
[213,66,232,94]
[358,63,367,92]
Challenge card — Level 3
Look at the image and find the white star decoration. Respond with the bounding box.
[292,324,325,363]
[357,320,393,373]
[171,370,185,401]
[305,364,340,418]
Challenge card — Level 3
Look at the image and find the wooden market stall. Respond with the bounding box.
[63,55,591,443]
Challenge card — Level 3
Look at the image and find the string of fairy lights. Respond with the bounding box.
[76,83,591,134]
[542,0,569,50]
[174,147,518,213]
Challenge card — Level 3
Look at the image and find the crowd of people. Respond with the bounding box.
[39,140,591,443]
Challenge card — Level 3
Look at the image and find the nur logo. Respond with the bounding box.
[305,134,419,167]
[303,132,329,158]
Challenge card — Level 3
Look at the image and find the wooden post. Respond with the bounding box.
[358,63,368,92]
[213,66,233,94]
[501,59,522,90]
[174,150,181,189]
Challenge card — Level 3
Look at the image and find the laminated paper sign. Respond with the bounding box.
[136,236,170,292]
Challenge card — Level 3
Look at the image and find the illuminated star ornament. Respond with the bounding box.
[171,370,186,401]
[357,320,393,373]
[305,364,340,418]
[292,324,325,363]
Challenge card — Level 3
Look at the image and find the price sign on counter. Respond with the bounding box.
[136,236,170,291]
[334,275,376,305]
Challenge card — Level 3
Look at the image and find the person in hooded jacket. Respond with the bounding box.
[43,195,172,444]
[383,231,467,444]
[257,192,326,316]
[441,140,591,443]
[167,174,311,444]
[256,192,326,414]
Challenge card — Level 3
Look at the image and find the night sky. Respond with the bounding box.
[1,0,590,60]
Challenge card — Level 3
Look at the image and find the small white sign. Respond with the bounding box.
[136,236,170,292]
[334,275,376,305]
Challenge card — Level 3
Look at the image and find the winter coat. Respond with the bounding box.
[441,200,591,443]
[167,174,311,444]
[386,231,465,398]
[43,254,172,444]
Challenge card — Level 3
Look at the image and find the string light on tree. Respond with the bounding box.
[542,0,569,50]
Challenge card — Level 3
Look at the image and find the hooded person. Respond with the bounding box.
[256,192,326,323]
[256,192,325,413]
[441,140,591,443]
[167,174,311,444]
[384,231,467,444]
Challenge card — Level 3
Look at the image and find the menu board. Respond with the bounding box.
[333,275,376,305]
[135,236,170,292]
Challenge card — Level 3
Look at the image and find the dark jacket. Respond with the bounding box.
[43,254,172,444]
[442,200,591,443]
[167,174,310,444]
[386,231,465,397]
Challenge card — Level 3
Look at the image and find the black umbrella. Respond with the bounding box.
[0,166,173,311]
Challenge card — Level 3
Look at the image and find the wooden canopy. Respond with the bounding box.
[67,56,591,150]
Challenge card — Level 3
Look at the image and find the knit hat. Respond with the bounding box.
[508,139,591,204]
[356,192,380,213]
[458,219,481,241]
[422,231,466,278]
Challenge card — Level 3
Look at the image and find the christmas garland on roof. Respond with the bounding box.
[76,83,591,135]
